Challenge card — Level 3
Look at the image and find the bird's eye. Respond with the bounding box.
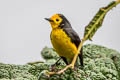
[56,19,59,21]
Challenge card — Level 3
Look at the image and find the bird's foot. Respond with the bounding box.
[46,63,74,75]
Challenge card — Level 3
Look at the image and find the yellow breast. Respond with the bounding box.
[51,28,78,60]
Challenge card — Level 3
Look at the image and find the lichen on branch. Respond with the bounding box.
[0,44,120,80]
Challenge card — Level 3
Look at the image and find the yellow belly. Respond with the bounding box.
[51,29,78,60]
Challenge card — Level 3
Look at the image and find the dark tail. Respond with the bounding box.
[78,47,83,67]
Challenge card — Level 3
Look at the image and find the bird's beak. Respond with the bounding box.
[44,18,53,22]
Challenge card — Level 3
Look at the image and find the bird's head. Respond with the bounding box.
[45,14,71,29]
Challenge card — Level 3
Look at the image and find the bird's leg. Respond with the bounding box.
[47,53,79,75]
[50,57,62,71]
[51,57,61,67]
[61,57,68,65]
[51,56,68,68]
[57,52,79,74]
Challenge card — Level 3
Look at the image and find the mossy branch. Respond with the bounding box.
[1,44,120,80]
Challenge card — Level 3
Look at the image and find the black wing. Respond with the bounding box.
[63,27,83,66]
[62,27,81,48]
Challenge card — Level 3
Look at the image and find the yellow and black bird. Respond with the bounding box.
[45,14,83,66]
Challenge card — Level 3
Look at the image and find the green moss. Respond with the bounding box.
[0,44,120,80]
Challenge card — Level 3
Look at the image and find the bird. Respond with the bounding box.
[45,14,83,66]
